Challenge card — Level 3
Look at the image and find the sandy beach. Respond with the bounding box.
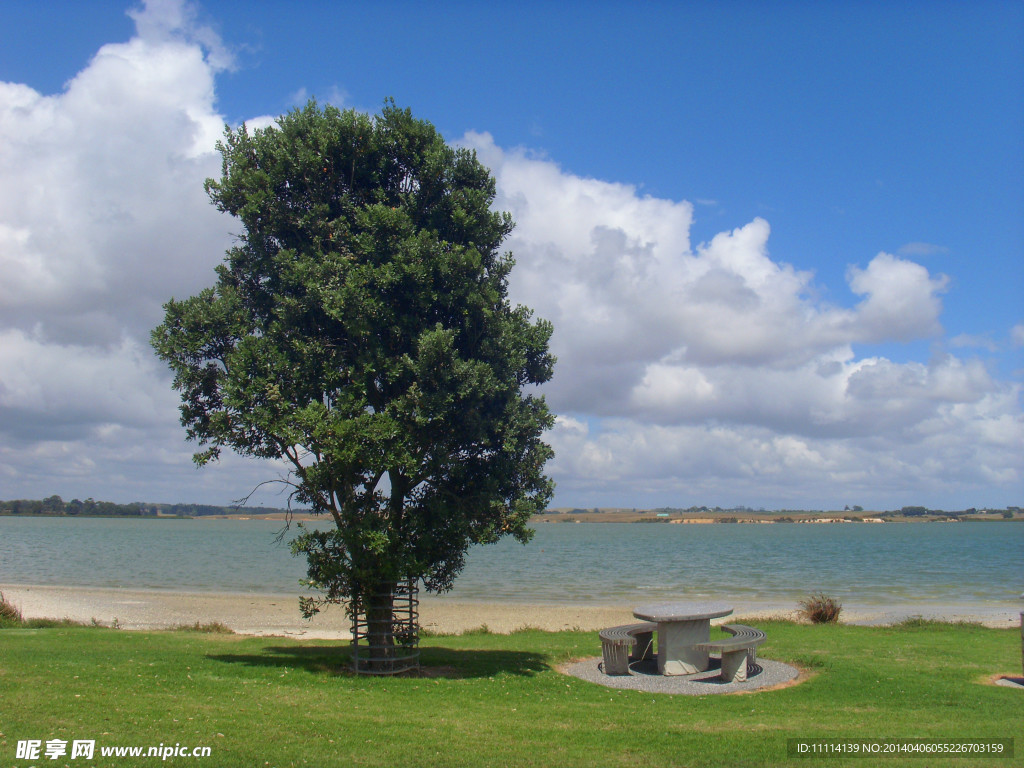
[3,584,1020,638]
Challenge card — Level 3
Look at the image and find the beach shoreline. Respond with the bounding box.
[2,583,1020,638]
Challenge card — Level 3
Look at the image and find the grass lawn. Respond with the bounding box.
[1,619,1021,767]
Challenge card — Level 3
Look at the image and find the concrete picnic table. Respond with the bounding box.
[633,601,734,676]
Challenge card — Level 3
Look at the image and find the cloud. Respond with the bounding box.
[464,133,1021,507]
[0,329,175,441]
[950,333,999,352]
[0,5,231,349]
[127,0,236,72]
[467,133,953,394]
[897,241,950,257]
[846,252,948,342]
[547,377,1022,508]
[0,0,284,503]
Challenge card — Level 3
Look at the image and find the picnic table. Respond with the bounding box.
[632,601,733,675]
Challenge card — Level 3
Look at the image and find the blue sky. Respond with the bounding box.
[0,0,1021,510]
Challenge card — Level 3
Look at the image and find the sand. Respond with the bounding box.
[1,584,638,639]
[2,584,1020,639]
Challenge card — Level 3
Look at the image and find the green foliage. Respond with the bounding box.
[900,505,930,516]
[799,593,843,623]
[151,100,555,647]
[0,496,148,517]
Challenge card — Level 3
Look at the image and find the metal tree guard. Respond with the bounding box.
[351,579,420,675]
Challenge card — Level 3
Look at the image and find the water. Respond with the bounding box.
[1,517,1021,611]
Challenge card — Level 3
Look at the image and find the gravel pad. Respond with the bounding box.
[564,656,800,695]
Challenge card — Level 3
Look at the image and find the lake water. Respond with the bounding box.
[1,517,1021,612]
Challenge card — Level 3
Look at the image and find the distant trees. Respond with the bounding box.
[42,495,64,513]
[0,498,291,517]
[0,497,147,516]
[899,506,929,517]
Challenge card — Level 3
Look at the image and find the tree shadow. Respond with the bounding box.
[207,644,549,679]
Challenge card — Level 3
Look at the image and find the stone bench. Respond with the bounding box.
[599,622,657,675]
[692,623,766,682]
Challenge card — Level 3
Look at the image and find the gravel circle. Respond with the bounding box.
[563,656,800,695]
[994,677,1024,689]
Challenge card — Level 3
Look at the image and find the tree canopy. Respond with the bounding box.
[151,100,555,666]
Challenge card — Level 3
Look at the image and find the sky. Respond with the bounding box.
[0,0,1022,511]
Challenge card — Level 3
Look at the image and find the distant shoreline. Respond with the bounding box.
[533,512,1023,524]
[3,496,1020,524]
[3,511,1021,524]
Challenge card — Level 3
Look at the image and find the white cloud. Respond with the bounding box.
[897,241,949,257]
[127,0,236,73]
[466,134,1021,508]
[950,333,998,352]
[547,378,1022,509]
[468,133,955,395]
[0,6,231,349]
[846,252,948,342]
[0,0,283,504]
[0,329,175,439]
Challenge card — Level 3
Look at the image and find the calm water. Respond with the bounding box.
[1,517,1021,610]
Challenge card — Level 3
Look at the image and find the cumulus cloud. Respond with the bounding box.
[127,0,236,72]
[0,0,278,503]
[546,377,1022,508]
[464,134,1021,507]
[846,252,948,342]
[468,134,954,397]
[0,11,230,347]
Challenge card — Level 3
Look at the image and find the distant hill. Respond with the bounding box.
[0,496,302,518]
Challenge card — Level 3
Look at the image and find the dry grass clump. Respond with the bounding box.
[172,621,235,634]
[798,593,842,624]
[0,591,24,624]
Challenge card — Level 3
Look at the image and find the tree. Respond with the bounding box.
[42,495,64,514]
[151,100,555,671]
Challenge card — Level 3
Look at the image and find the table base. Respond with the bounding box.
[658,618,711,675]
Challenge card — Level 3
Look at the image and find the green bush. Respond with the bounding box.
[0,591,24,625]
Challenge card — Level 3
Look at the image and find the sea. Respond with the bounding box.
[1,516,1021,615]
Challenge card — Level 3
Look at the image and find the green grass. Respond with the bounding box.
[1,620,1021,767]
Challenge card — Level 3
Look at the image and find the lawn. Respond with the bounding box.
[1,620,1021,767]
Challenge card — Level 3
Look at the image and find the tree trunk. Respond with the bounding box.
[351,578,420,675]
[363,581,396,673]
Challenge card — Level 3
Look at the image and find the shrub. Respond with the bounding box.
[172,621,235,634]
[0,592,24,626]
[799,593,842,624]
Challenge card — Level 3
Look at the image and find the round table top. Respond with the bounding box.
[632,601,733,622]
